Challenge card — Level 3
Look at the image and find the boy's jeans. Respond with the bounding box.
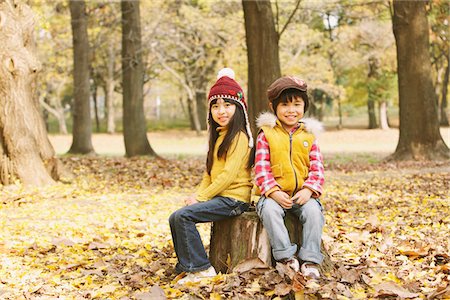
[256,196,324,264]
[169,196,249,273]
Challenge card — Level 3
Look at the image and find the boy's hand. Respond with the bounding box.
[291,188,313,205]
[184,194,198,206]
[269,190,293,209]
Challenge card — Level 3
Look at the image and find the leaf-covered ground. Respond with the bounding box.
[0,157,449,299]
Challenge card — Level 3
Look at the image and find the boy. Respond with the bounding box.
[254,76,325,279]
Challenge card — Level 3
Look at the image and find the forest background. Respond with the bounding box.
[32,0,449,136]
[0,0,449,299]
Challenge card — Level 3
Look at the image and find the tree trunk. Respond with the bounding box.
[210,211,333,275]
[39,98,68,134]
[337,98,343,130]
[68,0,95,154]
[187,95,201,135]
[367,57,379,129]
[196,91,207,131]
[187,97,195,131]
[367,99,377,129]
[106,40,116,134]
[121,0,157,157]
[92,84,100,132]
[440,56,449,126]
[379,101,390,130]
[243,0,281,130]
[0,0,67,186]
[391,1,449,160]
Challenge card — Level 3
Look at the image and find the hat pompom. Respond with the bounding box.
[217,68,235,80]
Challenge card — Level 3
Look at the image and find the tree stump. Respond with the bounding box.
[209,211,333,274]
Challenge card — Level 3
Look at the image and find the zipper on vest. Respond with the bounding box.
[289,133,298,197]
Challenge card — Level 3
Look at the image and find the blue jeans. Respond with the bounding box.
[169,196,250,273]
[256,196,324,264]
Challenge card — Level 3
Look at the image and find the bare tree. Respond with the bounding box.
[152,2,227,134]
[68,0,95,154]
[0,0,66,185]
[391,0,449,160]
[121,0,157,157]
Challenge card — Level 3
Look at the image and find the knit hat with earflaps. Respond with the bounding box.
[207,68,253,148]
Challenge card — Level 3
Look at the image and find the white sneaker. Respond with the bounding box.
[284,257,300,272]
[177,266,217,284]
[301,262,320,279]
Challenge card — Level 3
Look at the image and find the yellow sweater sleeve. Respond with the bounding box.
[196,171,211,196]
[197,133,248,201]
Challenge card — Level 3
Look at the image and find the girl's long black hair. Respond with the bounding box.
[206,99,255,174]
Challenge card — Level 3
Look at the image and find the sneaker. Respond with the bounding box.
[301,262,320,279]
[283,257,300,272]
[177,266,217,284]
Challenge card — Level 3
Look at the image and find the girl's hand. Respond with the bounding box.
[291,188,313,205]
[269,190,292,209]
[184,194,198,206]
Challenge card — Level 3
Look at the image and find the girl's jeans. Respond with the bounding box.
[256,196,324,264]
[169,196,249,273]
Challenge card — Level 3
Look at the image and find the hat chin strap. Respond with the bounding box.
[242,107,254,148]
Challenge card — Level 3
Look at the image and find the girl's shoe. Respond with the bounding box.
[301,262,320,279]
[177,266,217,284]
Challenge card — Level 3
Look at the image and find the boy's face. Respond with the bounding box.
[270,96,305,131]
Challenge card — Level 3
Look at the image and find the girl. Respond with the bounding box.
[169,68,254,284]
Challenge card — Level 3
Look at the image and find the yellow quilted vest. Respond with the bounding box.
[260,120,315,196]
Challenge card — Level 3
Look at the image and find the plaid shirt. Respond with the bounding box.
[254,125,325,197]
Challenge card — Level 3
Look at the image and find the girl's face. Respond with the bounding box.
[211,98,236,127]
[271,96,305,131]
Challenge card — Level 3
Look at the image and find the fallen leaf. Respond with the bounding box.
[232,258,270,273]
[274,282,291,296]
[374,281,420,298]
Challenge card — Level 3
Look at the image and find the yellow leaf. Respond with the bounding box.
[294,290,304,300]
[210,292,222,300]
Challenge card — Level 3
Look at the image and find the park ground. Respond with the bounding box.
[0,128,449,299]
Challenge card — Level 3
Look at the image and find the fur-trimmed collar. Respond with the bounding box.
[256,112,323,136]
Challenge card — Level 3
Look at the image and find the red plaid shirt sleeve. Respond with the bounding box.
[254,131,279,196]
[302,140,325,197]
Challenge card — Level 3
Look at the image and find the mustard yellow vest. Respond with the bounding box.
[260,120,315,196]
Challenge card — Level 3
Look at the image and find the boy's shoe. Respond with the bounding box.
[301,262,320,279]
[283,257,300,272]
[177,266,217,284]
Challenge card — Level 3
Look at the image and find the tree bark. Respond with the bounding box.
[440,56,449,126]
[243,0,281,130]
[68,0,95,154]
[379,101,390,130]
[367,99,377,129]
[92,84,100,132]
[391,1,449,160]
[210,211,333,275]
[187,95,202,134]
[121,0,157,156]
[367,57,378,129]
[0,0,67,185]
[196,91,207,131]
[106,40,116,134]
